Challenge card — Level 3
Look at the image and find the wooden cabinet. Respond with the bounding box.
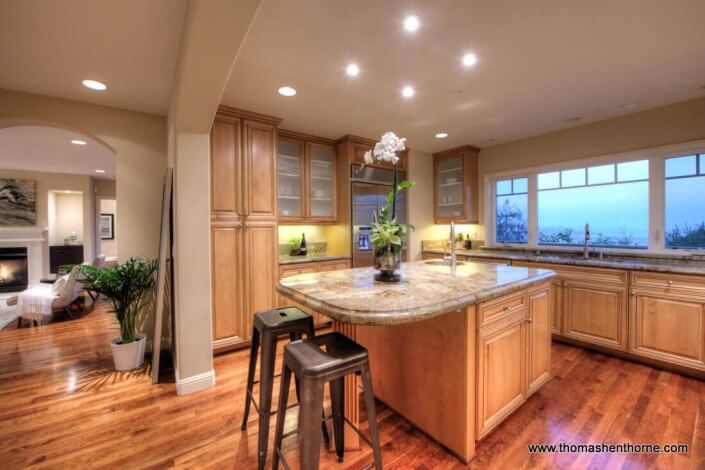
[341,134,408,171]
[476,282,552,439]
[278,259,352,326]
[432,145,480,224]
[476,306,526,438]
[210,106,281,352]
[563,281,628,350]
[278,130,338,223]
[527,287,552,395]
[629,277,705,370]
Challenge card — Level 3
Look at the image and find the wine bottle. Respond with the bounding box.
[299,233,308,256]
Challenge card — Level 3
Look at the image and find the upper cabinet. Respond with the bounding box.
[344,134,408,172]
[278,130,338,224]
[433,145,480,224]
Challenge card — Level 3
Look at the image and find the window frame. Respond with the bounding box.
[484,139,705,254]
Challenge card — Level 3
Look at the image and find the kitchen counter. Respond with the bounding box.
[278,254,351,265]
[423,247,705,276]
[277,260,555,463]
[277,260,554,325]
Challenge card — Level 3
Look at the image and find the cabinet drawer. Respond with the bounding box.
[479,292,527,329]
[317,259,351,271]
[630,271,705,295]
[279,263,317,278]
[512,261,628,285]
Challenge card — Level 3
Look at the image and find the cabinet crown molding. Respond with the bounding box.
[216,104,282,125]
[433,144,481,158]
[335,134,378,146]
[279,128,337,146]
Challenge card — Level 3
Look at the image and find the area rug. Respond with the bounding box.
[0,300,19,330]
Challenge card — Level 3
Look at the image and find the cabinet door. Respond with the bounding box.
[211,224,246,351]
[244,120,277,219]
[210,118,241,216]
[245,221,279,321]
[307,143,337,222]
[277,138,305,222]
[477,317,526,438]
[563,281,628,350]
[434,154,465,222]
[630,290,705,370]
[527,287,552,395]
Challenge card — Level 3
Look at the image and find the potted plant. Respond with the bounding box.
[288,236,301,256]
[364,132,415,282]
[79,258,157,371]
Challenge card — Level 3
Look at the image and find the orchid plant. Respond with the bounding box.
[363,132,416,253]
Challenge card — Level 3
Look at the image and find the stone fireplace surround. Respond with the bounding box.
[0,227,47,295]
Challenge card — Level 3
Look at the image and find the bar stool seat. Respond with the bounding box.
[241,307,329,470]
[272,332,383,470]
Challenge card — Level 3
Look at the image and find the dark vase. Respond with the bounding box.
[373,244,401,282]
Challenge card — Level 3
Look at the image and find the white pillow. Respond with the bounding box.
[52,275,68,297]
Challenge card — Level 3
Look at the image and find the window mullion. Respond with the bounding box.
[528,173,538,249]
[649,157,665,252]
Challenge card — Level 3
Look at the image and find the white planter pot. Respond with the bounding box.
[111,333,146,371]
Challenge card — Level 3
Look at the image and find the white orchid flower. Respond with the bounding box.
[364,131,406,166]
[363,150,374,165]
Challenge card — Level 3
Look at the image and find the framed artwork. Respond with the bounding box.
[0,178,36,225]
[100,213,114,240]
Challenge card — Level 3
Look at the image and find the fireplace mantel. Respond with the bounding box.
[0,226,48,242]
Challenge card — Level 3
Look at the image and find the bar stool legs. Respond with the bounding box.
[361,363,383,470]
[329,377,345,462]
[241,327,260,431]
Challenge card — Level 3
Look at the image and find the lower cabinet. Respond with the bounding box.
[476,283,551,439]
[563,281,628,350]
[279,259,352,327]
[630,289,705,370]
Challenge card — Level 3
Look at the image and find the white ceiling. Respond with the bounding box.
[0,0,187,115]
[222,0,705,152]
[0,126,115,178]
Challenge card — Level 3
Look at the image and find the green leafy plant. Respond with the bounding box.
[79,258,157,344]
[371,181,415,252]
[288,236,301,249]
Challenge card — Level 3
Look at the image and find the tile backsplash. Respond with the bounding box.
[279,241,327,256]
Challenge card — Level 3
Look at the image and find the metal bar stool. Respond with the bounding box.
[272,332,383,470]
[241,307,330,470]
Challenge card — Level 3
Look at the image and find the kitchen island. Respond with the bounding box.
[277,260,555,463]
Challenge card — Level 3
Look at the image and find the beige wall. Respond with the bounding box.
[0,169,94,273]
[0,88,167,260]
[407,149,434,260]
[50,191,84,245]
[478,96,705,226]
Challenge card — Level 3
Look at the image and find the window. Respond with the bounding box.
[665,154,705,249]
[495,177,528,244]
[536,160,649,248]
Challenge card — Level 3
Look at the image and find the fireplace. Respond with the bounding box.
[0,247,28,293]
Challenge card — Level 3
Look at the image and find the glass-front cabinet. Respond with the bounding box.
[307,143,336,221]
[277,132,337,223]
[277,138,305,222]
[433,145,480,224]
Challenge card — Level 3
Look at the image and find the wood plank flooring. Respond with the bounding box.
[1,303,704,469]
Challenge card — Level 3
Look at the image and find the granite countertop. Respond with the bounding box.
[279,254,352,265]
[277,260,555,326]
[422,248,705,276]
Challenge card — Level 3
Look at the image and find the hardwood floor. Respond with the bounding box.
[1,304,704,469]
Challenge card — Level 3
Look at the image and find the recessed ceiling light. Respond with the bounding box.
[71,139,87,145]
[95,169,106,174]
[622,103,638,110]
[402,86,415,98]
[278,86,297,97]
[82,79,107,91]
[435,132,448,139]
[403,15,420,32]
[346,63,360,77]
[564,116,582,123]
[462,53,477,67]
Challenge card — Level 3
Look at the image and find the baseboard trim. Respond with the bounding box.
[175,369,216,395]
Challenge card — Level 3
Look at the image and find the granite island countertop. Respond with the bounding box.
[277,260,555,325]
[279,254,352,265]
[423,248,705,276]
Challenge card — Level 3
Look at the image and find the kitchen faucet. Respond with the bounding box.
[443,220,457,269]
[583,223,590,259]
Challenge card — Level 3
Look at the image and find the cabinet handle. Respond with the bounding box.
[667,280,673,286]
[527,318,533,324]
[630,290,636,296]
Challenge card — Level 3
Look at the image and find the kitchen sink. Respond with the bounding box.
[425,260,466,266]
